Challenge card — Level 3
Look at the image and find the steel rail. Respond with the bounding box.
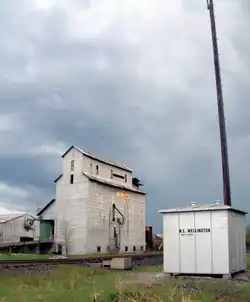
[0,252,163,266]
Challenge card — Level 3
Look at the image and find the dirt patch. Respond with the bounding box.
[121,272,167,286]
[233,271,250,282]
[122,271,250,286]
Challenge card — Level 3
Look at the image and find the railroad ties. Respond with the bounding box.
[0,252,163,268]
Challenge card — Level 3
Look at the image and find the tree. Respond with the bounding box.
[60,220,74,256]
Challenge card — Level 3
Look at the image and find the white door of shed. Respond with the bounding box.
[179,212,195,273]
[163,213,179,272]
[179,212,212,274]
[163,212,213,274]
[193,212,212,273]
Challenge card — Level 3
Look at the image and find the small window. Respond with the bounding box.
[57,244,62,255]
[113,173,124,179]
[90,162,92,173]
[96,165,99,175]
[140,246,144,251]
[97,246,101,252]
[70,174,74,184]
[133,246,136,252]
[125,174,127,182]
[110,169,113,179]
[70,160,74,171]
[125,246,128,252]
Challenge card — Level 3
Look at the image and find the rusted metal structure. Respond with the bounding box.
[145,226,153,250]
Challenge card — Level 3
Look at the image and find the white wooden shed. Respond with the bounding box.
[159,202,247,278]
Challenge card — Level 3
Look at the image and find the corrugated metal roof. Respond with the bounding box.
[0,213,39,223]
[0,213,24,223]
[62,145,132,172]
[84,172,145,195]
[159,202,247,215]
[37,199,55,216]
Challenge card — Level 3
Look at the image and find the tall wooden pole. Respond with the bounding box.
[207,0,231,206]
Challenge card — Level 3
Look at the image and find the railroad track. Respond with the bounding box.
[0,252,163,267]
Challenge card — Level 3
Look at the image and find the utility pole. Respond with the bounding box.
[206,0,231,206]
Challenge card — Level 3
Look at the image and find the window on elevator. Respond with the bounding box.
[70,160,74,171]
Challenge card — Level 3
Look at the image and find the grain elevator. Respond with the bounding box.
[44,145,147,255]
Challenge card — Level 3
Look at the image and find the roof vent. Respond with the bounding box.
[190,201,196,206]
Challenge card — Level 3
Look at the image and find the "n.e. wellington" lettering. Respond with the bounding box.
[179,228,210,233]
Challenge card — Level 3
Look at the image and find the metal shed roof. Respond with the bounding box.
[0,214,24,223]
[37,199,55,216]
[83,172,146,195]
[159,202,247,215]
[62,145,132,172]
[0,213,38,223]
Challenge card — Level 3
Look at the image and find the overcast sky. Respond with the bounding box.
[0,0,249,232]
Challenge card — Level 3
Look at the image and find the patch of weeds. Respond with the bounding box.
[106,290,160,301]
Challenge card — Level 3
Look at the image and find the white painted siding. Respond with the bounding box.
[161,209,230,275]
[41,202,56,220]
[228,211,246,273]
[161,204,247,275]
[0,215,40,245]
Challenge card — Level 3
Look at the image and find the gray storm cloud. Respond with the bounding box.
[0,0,249,232]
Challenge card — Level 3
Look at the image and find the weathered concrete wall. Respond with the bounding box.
[82,157,133,185]
[55,148,89,255]
[86,181,146,253]
[54,146,145,255]
[62,147,133,187]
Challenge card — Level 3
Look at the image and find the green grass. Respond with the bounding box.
[0,253,54,260]
[0,264,249,302]
[0,255,249,301]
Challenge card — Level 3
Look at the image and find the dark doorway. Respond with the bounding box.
[20,237,33,242]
